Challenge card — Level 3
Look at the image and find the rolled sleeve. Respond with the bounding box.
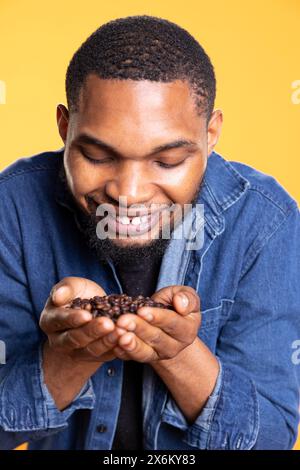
[160,358,225,448]
[0,343,95,442]
[38,343,96,429]
[160,358,260,449]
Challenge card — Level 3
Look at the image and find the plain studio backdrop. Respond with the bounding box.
[0,0,299,450]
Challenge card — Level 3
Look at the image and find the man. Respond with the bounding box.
[0,15,299,450]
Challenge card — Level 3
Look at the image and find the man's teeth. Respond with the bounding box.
[131,216,142,226]
[117,216,130,225]
[116,215,149,225]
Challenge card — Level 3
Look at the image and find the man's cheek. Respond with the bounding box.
[70,172,104,202]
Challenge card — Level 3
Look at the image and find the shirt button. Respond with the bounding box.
[96,424,107,433]
[107,367,115,377]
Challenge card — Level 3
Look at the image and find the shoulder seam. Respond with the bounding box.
[0,166,58,186]
[240,202,298,279]
[248,186,298,215]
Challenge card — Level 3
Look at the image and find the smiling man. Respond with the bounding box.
[0,15,299,451]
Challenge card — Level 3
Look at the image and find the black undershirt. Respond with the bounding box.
[111,256,162,450]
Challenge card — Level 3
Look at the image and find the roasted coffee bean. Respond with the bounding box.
[129,305,137,313]
[68,294,172,323]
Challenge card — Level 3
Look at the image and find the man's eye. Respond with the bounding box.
[156,160,184,169]
[82,150,112,165]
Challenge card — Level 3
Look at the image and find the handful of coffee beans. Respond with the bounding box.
[69,294,172,323]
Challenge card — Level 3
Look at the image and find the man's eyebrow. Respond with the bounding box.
[72,134,121,157]
[72,133,198,157]
[151,139,198,154]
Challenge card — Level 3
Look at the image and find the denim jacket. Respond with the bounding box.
[0,148,299,450]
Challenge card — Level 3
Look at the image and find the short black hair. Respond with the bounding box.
[66,15,216,121]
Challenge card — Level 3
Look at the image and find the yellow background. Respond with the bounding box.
[0,0,299,451]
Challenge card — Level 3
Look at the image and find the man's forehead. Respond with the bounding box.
[73,76,205,147]
[78,75,201,118]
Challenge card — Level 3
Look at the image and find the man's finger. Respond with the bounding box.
[172,289,200,316]
[67,316,116,347]
[117,309,196,343]
[51,322,121,351]
[40,306,92,334]
[72,327,126,358]
[140,306,200,340]
[152,285,200,316]
[115,332,158,362]
[50,276,106,307]
[116,312,186,353]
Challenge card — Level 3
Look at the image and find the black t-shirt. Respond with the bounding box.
[111,256,162,450]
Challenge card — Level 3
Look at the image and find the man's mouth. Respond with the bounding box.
[116,214,151,225]
[85,197,173,238]
[107,211,161,236]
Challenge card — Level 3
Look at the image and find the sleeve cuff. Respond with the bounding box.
[0,342,96,435]
[38,343,96,429]
[160,357,222,438]
[160,358,260,449]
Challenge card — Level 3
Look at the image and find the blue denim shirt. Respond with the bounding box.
[0,148,299,450]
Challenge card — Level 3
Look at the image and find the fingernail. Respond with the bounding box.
[116,327,126,335]
[138,309,153,322]
[124,340,135,351]
[75,312,91,324]
[180,294,189,308]
[52,286,68,301]
[121,334,134,348]
[107,332,118,343]
[102,320,113,330]
[118,319,136,331]
[126,321,136,331]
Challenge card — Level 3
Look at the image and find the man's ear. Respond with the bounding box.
[207,109,223,157]
[56,104,69,144]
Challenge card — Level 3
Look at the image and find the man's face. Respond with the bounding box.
[57,76,222,255]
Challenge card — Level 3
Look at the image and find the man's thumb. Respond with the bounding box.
[51,284,71,306]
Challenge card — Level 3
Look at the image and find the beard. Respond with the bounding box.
[76,211,172,266]
[59,167,204,266]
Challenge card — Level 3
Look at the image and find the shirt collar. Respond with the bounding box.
[197,151,250,237]
[54,148,87,234]
[202,151,250,212]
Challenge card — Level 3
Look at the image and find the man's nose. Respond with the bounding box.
[105,161,154,207]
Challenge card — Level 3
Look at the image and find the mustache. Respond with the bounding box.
[85,197,173,219]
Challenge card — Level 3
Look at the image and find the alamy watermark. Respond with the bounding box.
[0,80,6,104]
[291,340,300,365]
[94,197,205,250]
[0,340,6,364]
[291,80,300,105]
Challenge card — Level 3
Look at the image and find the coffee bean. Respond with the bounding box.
[129,305,137,313]
[68,294,172,322]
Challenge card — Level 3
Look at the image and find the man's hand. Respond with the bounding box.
[111,285,219,424]
[111,285,201,363]
[39,277,126,410]
[40,276,126,363]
